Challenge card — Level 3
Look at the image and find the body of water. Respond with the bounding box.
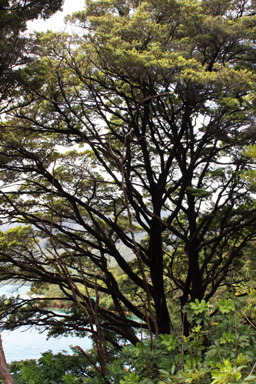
[0,284,92,362]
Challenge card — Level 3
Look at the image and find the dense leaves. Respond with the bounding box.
[0,0,64,107]
[2,294,256,383]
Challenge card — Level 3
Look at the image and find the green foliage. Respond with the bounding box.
[2,295,256,384]
[1,350,92,384]
[120,371,140,384]
[116,295,256,384]
[243,145,256,188]
[211,357,245,384]
[0,0,64,103]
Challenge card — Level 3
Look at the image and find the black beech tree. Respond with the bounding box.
[0,0,256,343]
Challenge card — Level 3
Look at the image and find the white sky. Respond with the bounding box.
[27,0,85,32]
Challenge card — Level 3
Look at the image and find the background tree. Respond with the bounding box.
[0,0,64,109]
[0,0,256,344]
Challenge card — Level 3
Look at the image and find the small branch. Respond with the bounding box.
[230,266,238,357]
[181,308,185,372]
[0,335,15,384]
[74,345,102,375]
[241,310,256,330]
[250,361,256,376]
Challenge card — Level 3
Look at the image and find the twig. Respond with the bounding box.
[230,265,238,357]
[181,308,185,372]
[250,361,256,376]
[0,335,15,384]
[241,310,256,330]
[74,345,103,376]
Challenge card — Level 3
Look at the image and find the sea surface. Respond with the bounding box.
[0,284,92,362]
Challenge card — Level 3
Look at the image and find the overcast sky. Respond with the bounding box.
[27,0,85,32]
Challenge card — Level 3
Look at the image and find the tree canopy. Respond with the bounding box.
[0,0,64,108]
[0,0,256,345]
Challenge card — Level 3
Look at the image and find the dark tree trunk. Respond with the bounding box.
[150,221,170,335]
[180,244,204,336]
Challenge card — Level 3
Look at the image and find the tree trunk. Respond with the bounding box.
[150,223,170,335]
[180,243,203,336]
[0,335,15,384]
